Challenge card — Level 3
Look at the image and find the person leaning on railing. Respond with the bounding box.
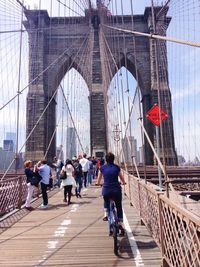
[24,160,37,211]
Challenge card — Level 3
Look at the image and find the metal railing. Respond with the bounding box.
[123,170,200,267]
[0,176,40,216]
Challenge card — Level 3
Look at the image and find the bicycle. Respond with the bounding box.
[95,183,125,256]
[108,199,120,256]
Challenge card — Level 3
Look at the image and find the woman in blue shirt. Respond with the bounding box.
[97,152,126,235]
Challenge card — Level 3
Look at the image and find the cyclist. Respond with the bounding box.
[96,152,126,236]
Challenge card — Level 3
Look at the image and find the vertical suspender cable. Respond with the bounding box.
[15,1,24,173]
[121,0,135,172]
[151,0,169,196]
[130,0,147,183]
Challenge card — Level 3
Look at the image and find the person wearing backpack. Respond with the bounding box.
[73,159,83,198]
[60,159,76,204]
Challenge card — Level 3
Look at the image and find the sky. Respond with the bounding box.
[1,0,200,163]
[24,0,152,15]
[0,0,152,156]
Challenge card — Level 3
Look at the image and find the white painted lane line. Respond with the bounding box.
[70,204,79,212]
[54,227,67,237]
[61,219,71,225]
[123,212,144,266]
[47,240,59,249]
[35,206,79,266]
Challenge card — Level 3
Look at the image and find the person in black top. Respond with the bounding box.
[24,160,37,211]
[73,159,83,198]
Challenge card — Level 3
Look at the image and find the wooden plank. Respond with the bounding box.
[0,186,161,266]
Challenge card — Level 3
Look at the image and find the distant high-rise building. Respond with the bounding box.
[139,146,144,164]
[0,148,15,170]
[0,148,23,170]
[177,155,186,166]
[122,136,138,164]
[3,140,14,152]
[56,145,64,161]
[6,132,16,151]
[66,127,76,159]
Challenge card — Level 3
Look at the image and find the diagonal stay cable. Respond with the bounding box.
[0,29,25,34]
[57,24,92,155]
[60,85,84,153]
[0,29,90,111]
[102,24,200,48]
[101,22,171,184]
[1,32,89,180]
[15,0,27,10]
[44,115,62,159]
[55,0,84,16]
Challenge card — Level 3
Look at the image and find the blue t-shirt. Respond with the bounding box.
[100,163,121,196]
[38,164,51,185]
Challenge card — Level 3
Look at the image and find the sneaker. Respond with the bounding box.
[40,204,48,209]
[63,199,67,202]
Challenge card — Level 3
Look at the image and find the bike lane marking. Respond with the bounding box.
[123,212,144,267]
[35,204,79,266]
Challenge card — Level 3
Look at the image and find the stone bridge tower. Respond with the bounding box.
[24,6,177,165]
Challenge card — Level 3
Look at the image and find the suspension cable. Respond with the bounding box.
[101,12,170,182]
[102,24,200,48]
[60,85,84,152]
[0,30,90,111]
[1,32,90,179]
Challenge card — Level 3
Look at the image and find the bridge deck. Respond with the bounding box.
[0,186,161,267]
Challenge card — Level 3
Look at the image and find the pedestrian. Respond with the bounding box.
[73,158,83,198]
[36,159,52,209]
[60,159,76,205]
[79,153,89,187]
[96,152,126,236]
[24,160,37,211]
[87,157,94,185]
[53,156,64,187]
[91,156,97,179]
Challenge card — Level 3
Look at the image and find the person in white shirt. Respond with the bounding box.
[60,159,76,205]
[79,153,89,187]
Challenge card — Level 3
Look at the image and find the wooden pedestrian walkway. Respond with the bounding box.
[0,185,161,267]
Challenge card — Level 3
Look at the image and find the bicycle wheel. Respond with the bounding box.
[113,223,119,256]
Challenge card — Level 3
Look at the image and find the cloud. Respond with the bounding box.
[171,75,200,100]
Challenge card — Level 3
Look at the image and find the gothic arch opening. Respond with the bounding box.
[56,68,90,160]
[113,52,151,97]
[107,67,143,165]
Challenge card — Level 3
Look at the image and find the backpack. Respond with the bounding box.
[74,162,82,176]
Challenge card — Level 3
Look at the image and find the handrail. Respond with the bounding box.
[122,169,200,267]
